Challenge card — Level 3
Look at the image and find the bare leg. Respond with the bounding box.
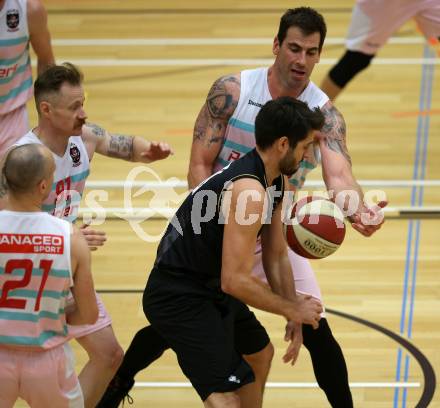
[76,325,124,408]
[237,343,274,408]
[320,75,343,101]
[204,392,241,408]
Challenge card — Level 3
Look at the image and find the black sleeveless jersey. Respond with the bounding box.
[155,149,284,283]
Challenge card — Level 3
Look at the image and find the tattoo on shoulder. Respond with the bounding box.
[86,122,106,138]
[206,75,240,119]
[108,134,134,160]
[321,105,352,164]
[193,75,240,148]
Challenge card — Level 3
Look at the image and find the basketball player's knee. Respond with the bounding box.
[246,342,274,373]
[329,50,374,88]
[88,337,124,371]
[205,391,240,408]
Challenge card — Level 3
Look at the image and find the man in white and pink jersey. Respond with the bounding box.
[0,143,98,408]
[11,62,173,408]
[98,7,388,408]
[321,0,440,100]
[0,0,54,156]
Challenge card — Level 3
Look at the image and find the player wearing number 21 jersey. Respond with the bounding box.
[0,143,97,408]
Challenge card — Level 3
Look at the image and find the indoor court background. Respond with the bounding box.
[20,0,440,406]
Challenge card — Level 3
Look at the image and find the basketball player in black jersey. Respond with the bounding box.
[139,97,324,407]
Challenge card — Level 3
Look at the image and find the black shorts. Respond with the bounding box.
[143,267,270,401]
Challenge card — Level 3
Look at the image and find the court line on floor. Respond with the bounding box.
[94,299,432,401]
[84,179,440,188]
[328,308,435,408]
[395,49,431,406]
[39,58,439,66]
[400,43,435,408]
[133,381,420,389]
[48,7,353,15]
[51,37,426,46]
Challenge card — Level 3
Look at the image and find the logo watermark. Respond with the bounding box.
[55,166,387,243]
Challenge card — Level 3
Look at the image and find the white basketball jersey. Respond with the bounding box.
[0,211,72,349]
[214,67,329,190]
[14,131,90,222]
[0,0,32,115]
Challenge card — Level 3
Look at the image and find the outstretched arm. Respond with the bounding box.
[319,101,387,236]
[81,123,173,163]
[187,74,240,189]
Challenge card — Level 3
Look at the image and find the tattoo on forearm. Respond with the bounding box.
[321,105,352,164]
[193,75,240,148]
[108,134,134,160]
[86,122,106,138]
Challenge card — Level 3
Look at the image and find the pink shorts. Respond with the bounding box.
[68,292,112,339]
[0,105,29,157]
[0,343,83,408]
[252,243,325,317]
[346,0,440,54]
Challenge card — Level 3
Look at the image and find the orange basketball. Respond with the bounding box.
[284,196,346,259]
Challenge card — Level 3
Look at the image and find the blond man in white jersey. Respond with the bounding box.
[0,143,97,408]
[0,0,54,156]
[99,7,388,408]
[9,63,173,408]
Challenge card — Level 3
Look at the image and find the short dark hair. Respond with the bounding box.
[255,97,324,150]
[277,7,327,52]
[2,144,49,194]
[34,62,83,113]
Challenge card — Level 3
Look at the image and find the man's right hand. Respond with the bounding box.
[291,294,323,329]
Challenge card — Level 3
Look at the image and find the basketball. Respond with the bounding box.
[284,196,346,259]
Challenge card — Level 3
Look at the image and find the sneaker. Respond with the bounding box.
[96,375,135,408]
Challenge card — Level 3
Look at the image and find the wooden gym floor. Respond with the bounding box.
[18,0,440,406]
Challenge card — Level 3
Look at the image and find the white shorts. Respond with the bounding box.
[252,243,325,317]
[0,105,29,157]
[346,0,440,54]
[68,292,112,339]
[0,343,83,408]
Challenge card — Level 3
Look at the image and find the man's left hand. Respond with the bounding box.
[140,141,173,162]
[282,321,303,365]
[80,223,107,251]
[350,200,388,237]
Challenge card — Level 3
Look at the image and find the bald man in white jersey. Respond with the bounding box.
[10,63,173,407]
[0,143,97,408]
[99,7,387,408]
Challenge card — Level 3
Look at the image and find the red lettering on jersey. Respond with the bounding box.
[227,150,241,162]
[0,234,64,254]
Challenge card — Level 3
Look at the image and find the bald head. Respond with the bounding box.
[2,144,55,195]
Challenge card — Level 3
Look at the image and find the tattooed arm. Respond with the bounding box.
[82,123,172,163]
[319,101,387,236]
[187,74,241,189]
[318,101,362,198]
